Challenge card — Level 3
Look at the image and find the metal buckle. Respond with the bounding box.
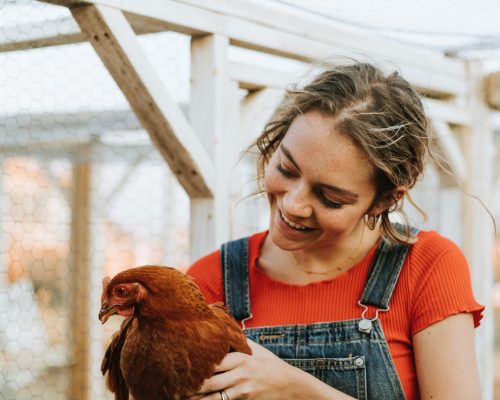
[357,300,389,334]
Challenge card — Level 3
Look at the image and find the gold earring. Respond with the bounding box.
[366,215,378,230]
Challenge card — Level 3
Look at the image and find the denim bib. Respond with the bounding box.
[220,227,418,400]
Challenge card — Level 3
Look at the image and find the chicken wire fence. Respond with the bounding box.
[1,1,497,399]
[0,2,196,398]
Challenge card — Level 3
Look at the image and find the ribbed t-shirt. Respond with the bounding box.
[187,229,484,400]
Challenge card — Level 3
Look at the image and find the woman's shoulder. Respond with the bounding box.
[410,228,466,262]
[186,249,223,302]
[188,230,268,272]
[404,228,483,332]
[405,227,472,296]
[189,248,221,275]
[187,231,267,301]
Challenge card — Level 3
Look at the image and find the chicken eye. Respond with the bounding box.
[115,286,128,297]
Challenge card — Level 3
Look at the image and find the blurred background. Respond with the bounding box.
[1,0,499,399]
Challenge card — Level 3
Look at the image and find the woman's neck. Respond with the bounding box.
[258,225,381,284]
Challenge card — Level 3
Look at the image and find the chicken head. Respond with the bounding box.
[99,277,147,324]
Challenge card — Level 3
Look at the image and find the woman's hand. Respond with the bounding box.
[188,339,354,400]
[188,339,297,400]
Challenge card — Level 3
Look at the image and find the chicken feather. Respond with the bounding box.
[99,265,251,400]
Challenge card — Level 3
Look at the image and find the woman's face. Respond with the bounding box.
[264,110,381,251]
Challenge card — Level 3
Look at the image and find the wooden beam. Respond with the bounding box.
[179,0,465,80]
[176,0,467,96]
[69,4,214,197]
[230,62,473,127]
[461,61,494,400]
[240,87,282,142]
[68,162,91,400]
[0,17,83,52]
[43,0,467,97]
[230,61,302,91]
[0,109,141,147]
[226,80,247,240]
[1,141,157,164]
[485,71,500,110]
[429,121,466,186]
[189,33,230,260]
[0,14,165,53]
[492,111,500,130]
[423,98,472,126]
[86,164,108,399]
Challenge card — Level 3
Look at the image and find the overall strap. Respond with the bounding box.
[360,224,419,309]
[220,237,252,320]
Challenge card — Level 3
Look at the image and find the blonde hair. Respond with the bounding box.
[253,63,429,244]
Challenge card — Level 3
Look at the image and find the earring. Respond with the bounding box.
[366,214,378,230]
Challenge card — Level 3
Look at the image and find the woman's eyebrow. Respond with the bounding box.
[321,184,359,201]
[280,144,359,201]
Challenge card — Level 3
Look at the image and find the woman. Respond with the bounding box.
[187,63,484,399]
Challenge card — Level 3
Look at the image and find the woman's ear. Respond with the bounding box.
[369,186,406,217]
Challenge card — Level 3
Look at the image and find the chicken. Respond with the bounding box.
[99,265,251,400]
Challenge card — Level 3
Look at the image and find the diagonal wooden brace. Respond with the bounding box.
[70,4,214,197]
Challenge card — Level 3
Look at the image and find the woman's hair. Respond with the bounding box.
[253,62,429,244]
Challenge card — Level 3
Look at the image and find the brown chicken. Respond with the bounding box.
[99,265,251,400]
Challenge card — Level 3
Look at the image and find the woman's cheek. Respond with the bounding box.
[263,164,279,194]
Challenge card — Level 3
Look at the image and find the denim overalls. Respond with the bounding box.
[220,230,417,400]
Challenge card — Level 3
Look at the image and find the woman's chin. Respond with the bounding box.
[270,224,316,251]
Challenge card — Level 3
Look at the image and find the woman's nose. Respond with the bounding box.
[282,184,313,218]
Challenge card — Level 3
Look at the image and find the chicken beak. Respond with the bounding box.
[99,303,119,324]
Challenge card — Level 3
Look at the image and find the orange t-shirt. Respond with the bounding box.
[187,230,484,400]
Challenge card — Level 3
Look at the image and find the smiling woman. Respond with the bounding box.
[264,112,380,261]
[187,62,483,400]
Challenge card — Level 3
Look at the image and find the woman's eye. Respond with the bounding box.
[315,189,343,209]
[276,164,295,178]
[321,198,343,209]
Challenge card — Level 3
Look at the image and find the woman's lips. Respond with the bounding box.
[279,210,314,231]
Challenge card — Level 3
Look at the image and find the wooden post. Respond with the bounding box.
[189,33,230,261]
[226,80,246,240]
[87,165,107,400]
[162,169,180,266]
[485,71,500,110]
[69,161,107,399]
[69,162,92,400]
[232,88,283,237]
[462,61,495,400]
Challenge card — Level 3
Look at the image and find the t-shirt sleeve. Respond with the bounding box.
[410,236,484,336]
[187,250,225,305]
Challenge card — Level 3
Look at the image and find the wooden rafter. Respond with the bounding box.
[230,62,473,127]
[423,98,472,126]
[69,4,214,197]
[0,17,83,52]
[0,13,168,53]
[485,71,500,111]
[177,0,466,91]
[41,0,467,97]
[430,121,466,186]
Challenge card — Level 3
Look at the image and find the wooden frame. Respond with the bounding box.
[70,4,214,198]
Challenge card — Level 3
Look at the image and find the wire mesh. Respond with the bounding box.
[0,2,192,398]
